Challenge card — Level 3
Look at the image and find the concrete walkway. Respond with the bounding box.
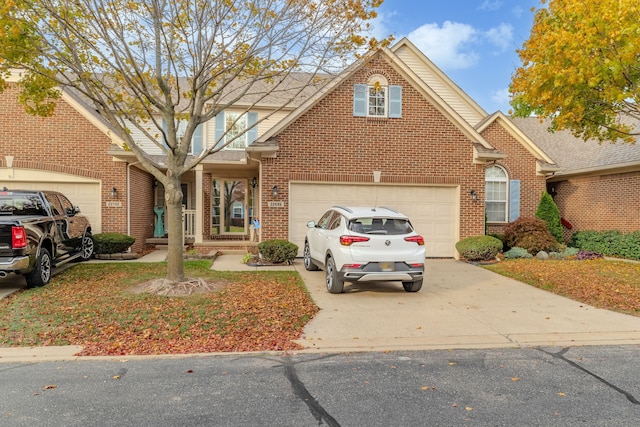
[1,252,639,361]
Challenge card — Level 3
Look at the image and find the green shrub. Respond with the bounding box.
[93,233,136,254]
[570,230,640,260]
[257,239,298,264]
[550,247,579,259]
[455,235,503,261]
[503,217,560,255]
[487,233,506,251]
[503,247,532,259]
[535,191,563,242]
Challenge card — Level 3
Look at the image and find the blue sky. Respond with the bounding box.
[369,0,541,114]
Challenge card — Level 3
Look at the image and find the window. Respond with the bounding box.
[225,113,248,149]
[368,86,387,117]
[162,119,203,154]
[485,165,508,222]
[353,74,402,118]
[214,111,258,149]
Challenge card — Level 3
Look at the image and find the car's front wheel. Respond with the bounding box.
[303,241,318,271]
[325,256,344,294]
[79,233,95,261]
[402,279,423,292]
[25,248,52,287]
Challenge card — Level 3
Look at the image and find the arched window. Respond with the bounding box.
[485,165,508,222]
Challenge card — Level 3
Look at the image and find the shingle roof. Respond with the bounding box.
[511,117,640,174]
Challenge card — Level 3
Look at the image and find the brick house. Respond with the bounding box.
[513,117,640,241]
[1,38,632,256]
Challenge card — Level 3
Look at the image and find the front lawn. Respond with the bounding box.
[484,259,640,316]
[0,261,318,356]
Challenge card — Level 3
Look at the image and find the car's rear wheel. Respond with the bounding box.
[402,279,423,292]
[325,256,344,294]
[25,248,51,287]
[303,241,318,271]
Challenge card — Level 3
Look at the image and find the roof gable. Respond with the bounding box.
[390,39,487,127]
[255,39,497,155]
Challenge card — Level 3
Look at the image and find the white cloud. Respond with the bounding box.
[479,1,503,12]
[492,87,511,106]
[485,23,513,52]
[407,21,480,70]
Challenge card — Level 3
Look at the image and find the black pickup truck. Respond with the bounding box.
[0,189,94,286]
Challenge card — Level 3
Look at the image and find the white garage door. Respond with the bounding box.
[0,169,102,233]
[289,183,458,257]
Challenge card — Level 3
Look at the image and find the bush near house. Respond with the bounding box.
[535,191,563,243]
[455,235,503,261]
[570,230,640,261]
[257,239,298,264]
[503,217,561,255]
[93,233,136,254]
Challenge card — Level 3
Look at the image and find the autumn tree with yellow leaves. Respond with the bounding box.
[510,0,640,143]
[0,0,385,283]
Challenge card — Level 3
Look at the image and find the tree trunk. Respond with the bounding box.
[165,177,185,282]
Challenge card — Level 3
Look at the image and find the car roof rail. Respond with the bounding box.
[333,206,353,213]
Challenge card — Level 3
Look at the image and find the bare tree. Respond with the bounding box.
[0,0,384,282]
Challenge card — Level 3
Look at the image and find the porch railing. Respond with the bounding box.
[183,208,196,239]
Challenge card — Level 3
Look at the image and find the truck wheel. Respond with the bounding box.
[402,279,423,292]
[325,256,344,294]
[25,248,52,287]
[303,241,319,271]
[79,233,95,261]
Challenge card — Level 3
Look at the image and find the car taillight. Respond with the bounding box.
[340,235,370,246]
[12,226,27,249]
[405,235,425,246]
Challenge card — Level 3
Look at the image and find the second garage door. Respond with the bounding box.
[289,183,458,258]
[1,169,102,233]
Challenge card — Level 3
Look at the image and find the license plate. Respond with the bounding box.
[379,262,395,272]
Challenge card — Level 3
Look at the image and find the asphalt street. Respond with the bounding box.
[2,346,640,426]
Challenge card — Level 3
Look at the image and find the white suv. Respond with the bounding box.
[304,206,426,293]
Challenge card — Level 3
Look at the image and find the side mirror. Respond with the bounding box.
[306,220,316,228]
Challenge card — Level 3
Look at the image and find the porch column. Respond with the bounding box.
[194,164,204,244]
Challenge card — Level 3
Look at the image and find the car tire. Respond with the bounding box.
[25,248,52,287]
[402,279,423,292]
[303,241,319,271]
[325,256,344,294]
[79,233,95,261]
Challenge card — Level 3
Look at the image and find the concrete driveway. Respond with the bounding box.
[291,259,640,352]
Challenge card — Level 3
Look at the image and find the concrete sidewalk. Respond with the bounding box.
[2,253,639,361]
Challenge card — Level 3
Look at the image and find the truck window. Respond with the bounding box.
[45,193,64,216]
[0,193,46,216]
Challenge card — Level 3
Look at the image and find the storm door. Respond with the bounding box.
[212,179,248,235]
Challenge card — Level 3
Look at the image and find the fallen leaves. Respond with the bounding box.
[484,259,640,316]
[0,263,319,356]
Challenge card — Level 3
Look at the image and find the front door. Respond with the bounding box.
[212,179,248,236]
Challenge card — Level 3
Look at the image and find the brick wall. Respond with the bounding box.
[0,83,153,253]
[480,121,548,236]
[261,53,491,241]
[128,166,155,253]
[552,171,640,238]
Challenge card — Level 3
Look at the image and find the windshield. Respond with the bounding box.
[0,193,46,216]
[348,217,413,235]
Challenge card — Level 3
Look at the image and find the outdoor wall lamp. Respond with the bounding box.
[111,187,117,198]
[272,185,278,198]
[470,189,477,201]
[252,177,258,188]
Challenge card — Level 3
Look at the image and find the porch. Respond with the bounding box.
[145,209,259,254]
